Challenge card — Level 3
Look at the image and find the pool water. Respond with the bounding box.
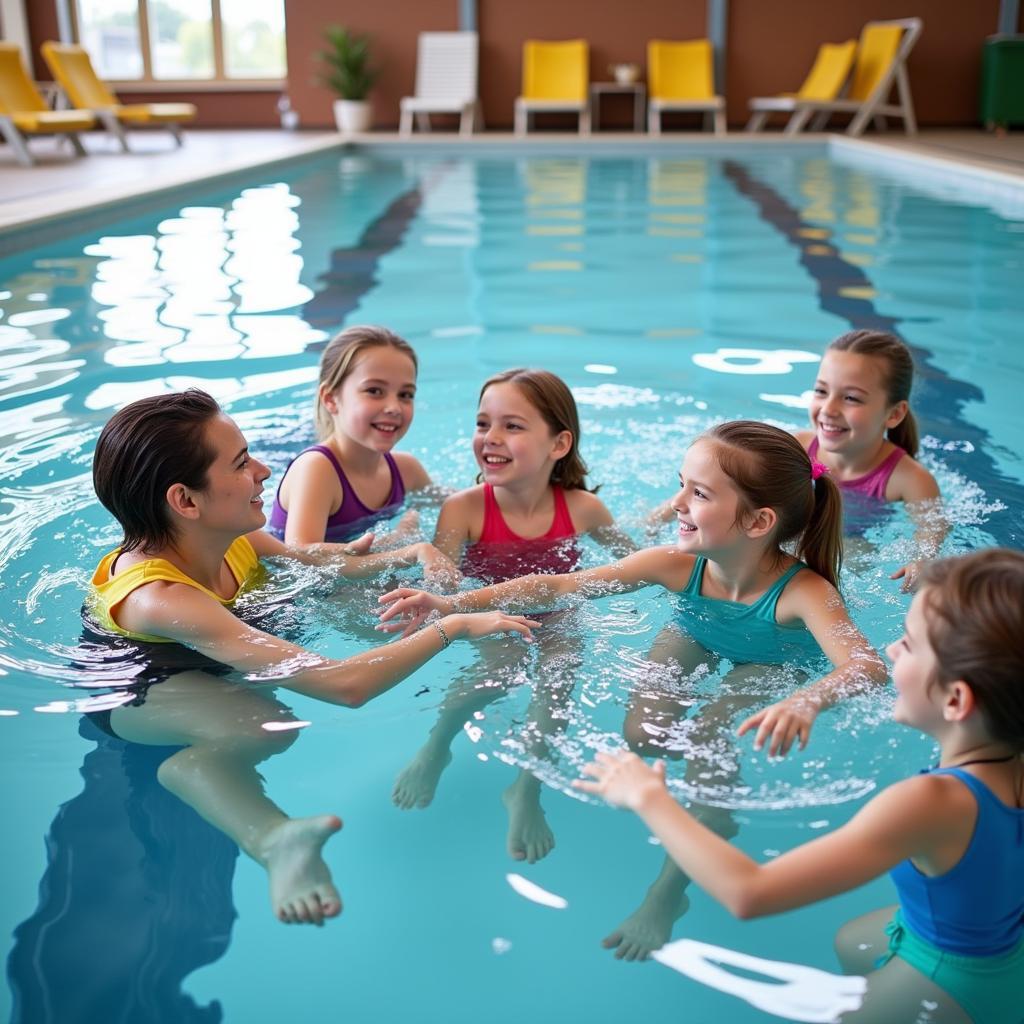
[0,145,1021,1023]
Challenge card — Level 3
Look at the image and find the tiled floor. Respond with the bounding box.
[1,127,1022,243]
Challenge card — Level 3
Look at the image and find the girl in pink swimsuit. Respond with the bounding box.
[392,369,632,863]
[796,330,943,590]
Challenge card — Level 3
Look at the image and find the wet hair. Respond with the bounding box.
[702,421,844,588]
[827,330,919,457]
[478,368,595,491]
[314,325,418,440]
[920,549,1024,750]
[93,389,221,554]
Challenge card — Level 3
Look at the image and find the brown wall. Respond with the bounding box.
[477,0,706,131]
[24,0,1014,130]
[285,0,457,129]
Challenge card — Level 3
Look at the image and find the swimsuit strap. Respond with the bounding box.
[382,451,405,505]
[304,444,367,513]
[758,561,807,621]
[547,486,577,540]
[682,555,707,596]
[309,445,403,517]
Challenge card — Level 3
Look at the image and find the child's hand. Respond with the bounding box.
[377,588,454,638]
[343,531,375,556]
[737,695,819,757]
[444,612,539,644]
[573,751,668,811]
[890,560,924,593]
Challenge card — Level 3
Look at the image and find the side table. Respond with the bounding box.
[590,82,647,132]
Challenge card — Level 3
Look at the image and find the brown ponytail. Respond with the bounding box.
[478,369,596,492]
[828,330,919,456]
[705,421,844,588]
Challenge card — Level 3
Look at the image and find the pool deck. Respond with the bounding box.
[2,127,1023,244]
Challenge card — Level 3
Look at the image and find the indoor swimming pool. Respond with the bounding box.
[0,142,1021,1022]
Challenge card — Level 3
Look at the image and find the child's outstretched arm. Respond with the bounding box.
[248,529,458,583]
[737,573,887,756]
[574,751,958,919]
[378,545,694,638]
[888,459,944,591]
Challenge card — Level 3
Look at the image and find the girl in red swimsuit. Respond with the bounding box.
[392,368,632,862]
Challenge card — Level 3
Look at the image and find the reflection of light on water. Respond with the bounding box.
[653,939,866,1023]
[693,348,820,376]
[505,873,568,909]
[85,366,317,411]
[760,390,813,410]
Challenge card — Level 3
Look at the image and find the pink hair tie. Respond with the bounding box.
[811,461,829,481]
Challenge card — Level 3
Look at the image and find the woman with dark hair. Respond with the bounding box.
[87,389,537,926]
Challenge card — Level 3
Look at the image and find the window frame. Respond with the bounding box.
[71,0,286,90]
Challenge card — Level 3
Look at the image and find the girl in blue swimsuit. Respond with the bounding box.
[578,547,1024,1024]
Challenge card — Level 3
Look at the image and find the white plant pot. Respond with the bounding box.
[333,99,371,134]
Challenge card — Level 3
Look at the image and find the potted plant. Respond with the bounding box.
[317,25,377,134]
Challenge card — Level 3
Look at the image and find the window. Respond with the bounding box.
[75,0,286,83]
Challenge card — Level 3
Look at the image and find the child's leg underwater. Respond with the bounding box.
[392,635,524,810]
[609,627,753,960]
[503,614,583,865]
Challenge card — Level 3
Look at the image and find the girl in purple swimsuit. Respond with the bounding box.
[796,330,943,591]
[269,325,440,551]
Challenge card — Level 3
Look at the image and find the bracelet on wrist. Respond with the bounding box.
[432,620,452,649]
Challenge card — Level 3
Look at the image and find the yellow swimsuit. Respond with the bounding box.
[88,536,261,642]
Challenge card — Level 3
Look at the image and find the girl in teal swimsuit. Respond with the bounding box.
[379,419,887,755]
[578,548,1024,1024]
[379,419,888,959]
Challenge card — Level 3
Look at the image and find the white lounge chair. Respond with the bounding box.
[746,19,922,136]
[399,31,481,137]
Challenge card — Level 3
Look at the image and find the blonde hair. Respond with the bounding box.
[703,421,844,588]
[478,368,595,492]
[314,325,418,440]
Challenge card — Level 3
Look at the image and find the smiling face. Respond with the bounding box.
[668,440,748,554]
[473,381,571,488]
[886,589,944,730]
[810,350,907,460]
[188,414,271,535]
[323,346,417,453]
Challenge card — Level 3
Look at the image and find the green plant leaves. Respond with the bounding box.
[315,24,378,100]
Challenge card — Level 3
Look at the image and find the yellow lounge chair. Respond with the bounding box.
[746,19,921,136]
[41,41,196,151]
[514,40,590,136]
[647,39,725,135]
[746,41,857,133]
[0,42,95,166]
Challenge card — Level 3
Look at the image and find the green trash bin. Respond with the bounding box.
[980,35,1024,131]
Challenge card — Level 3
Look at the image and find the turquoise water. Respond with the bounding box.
[0,145,1021,1022]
